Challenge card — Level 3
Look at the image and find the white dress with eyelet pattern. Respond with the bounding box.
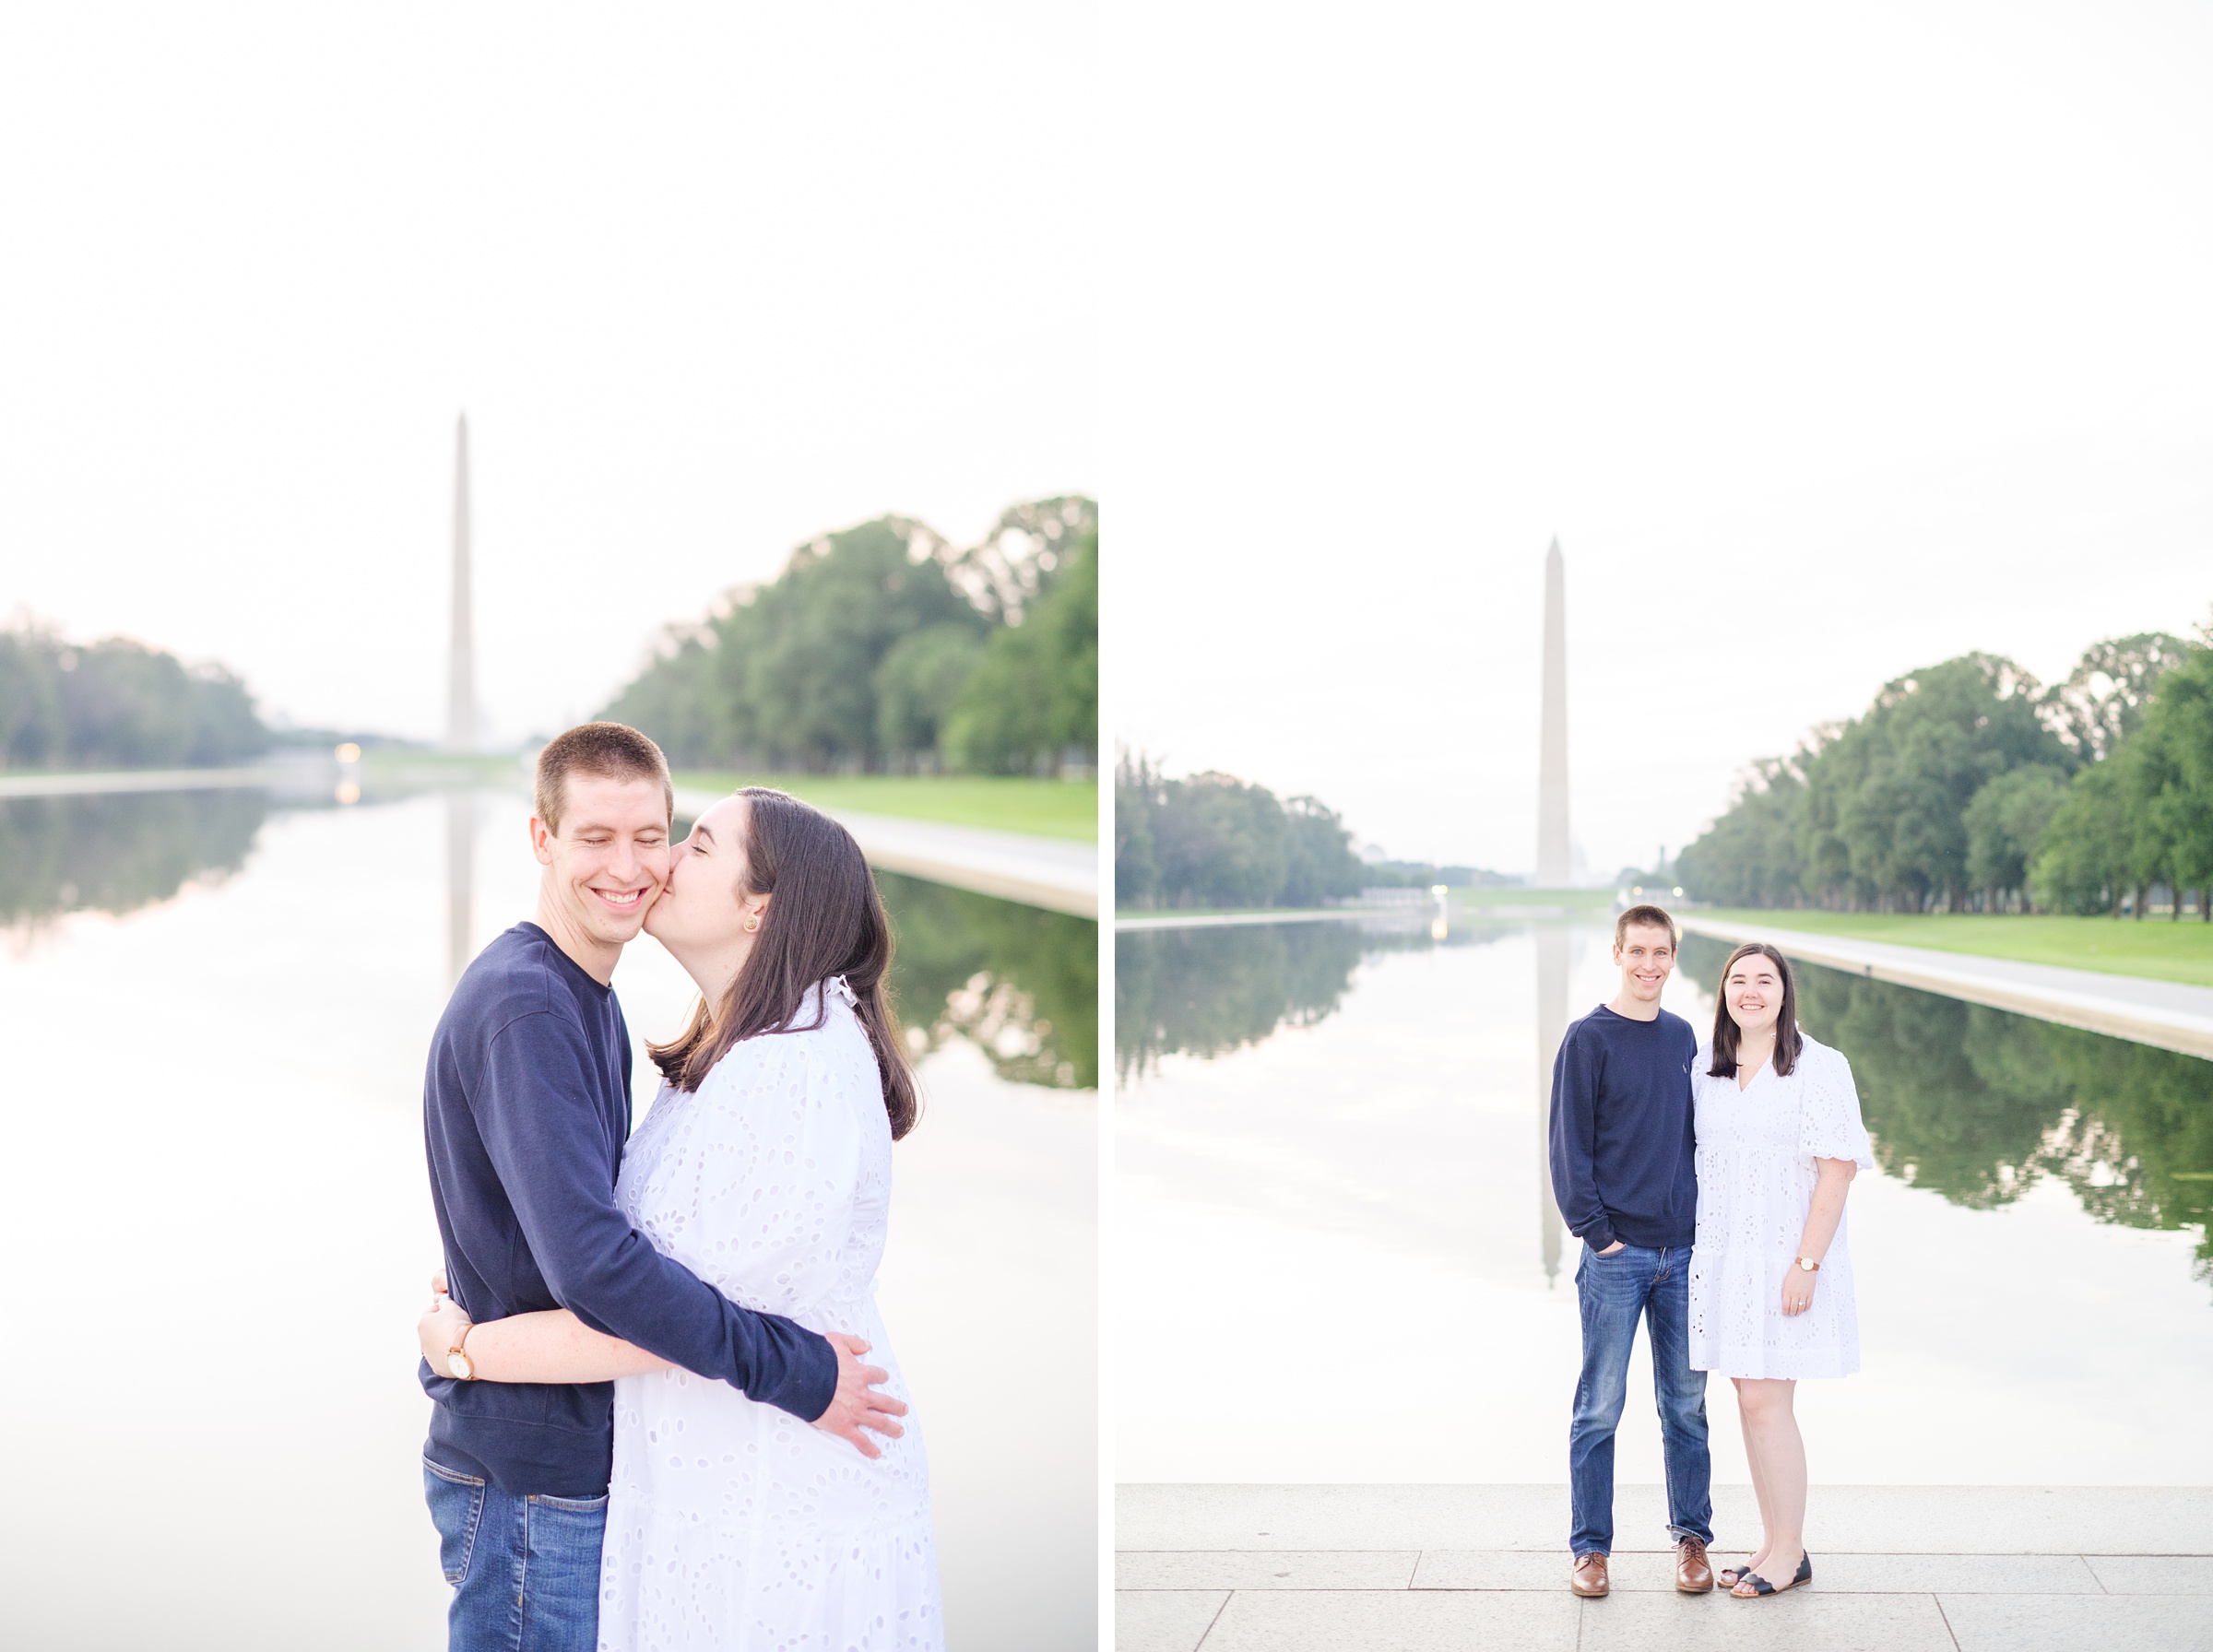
[1686,1033,1875,1380]
[597,980,941,1652]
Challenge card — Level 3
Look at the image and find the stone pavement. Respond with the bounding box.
[1118,1484,2213,1651]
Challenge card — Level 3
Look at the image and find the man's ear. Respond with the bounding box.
[529,816,557,867]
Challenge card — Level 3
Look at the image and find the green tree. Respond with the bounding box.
[1675,757,1807,907]
[721,519,984,769]
[0,629,65,767]
[873,625,988,765]
[0,627,268,771]
[602,628,725,767]
[1278,795,1365,906]
[2124,645,2213,919]
[1114,750,1162,908]
[1814,655,2069,911]
[941,527,1097,775]
[1151,772,1289,908]
[1963,763,2069,909]
[602,499,1095,774]
[2030,758,2135,914]
[2042,631,2198,762]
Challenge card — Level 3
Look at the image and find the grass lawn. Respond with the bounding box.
[1699,908,2213,990]
[673,772,1096,842]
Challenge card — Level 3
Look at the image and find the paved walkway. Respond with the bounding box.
[0,763,324,797]
[671,788,1095,917]
[1680,914,2213,1060]
[1118,1484,2213,1650]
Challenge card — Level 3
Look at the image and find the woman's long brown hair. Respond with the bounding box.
[1708,940,1803,1080]
[648,787,919,1139]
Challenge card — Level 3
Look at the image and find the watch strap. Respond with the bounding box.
[447,1318,477,1379]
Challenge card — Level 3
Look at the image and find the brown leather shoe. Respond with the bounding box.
[1571,1552,1610,1597]
[1675,1537,1713,1593]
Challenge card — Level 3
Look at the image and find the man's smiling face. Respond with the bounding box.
[1614,922,1676,1003]
[530,772,671,952]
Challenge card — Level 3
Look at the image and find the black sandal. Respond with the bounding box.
[1733,1552,1812,1597]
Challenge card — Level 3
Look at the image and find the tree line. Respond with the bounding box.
[0,626,270,771]
[1115,756,1370,908]
[1675,626,2213,916]
[602,497,1096,776]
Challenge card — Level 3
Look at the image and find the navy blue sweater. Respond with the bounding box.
[420,923,837,1495]
[1547,1003,1698,1252]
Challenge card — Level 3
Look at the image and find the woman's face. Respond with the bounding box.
[644,795,763,958]
[1723,951,1785,1039]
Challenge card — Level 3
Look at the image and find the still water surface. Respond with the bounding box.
[1117,914,2213,1487]
[0,785,1095,1651]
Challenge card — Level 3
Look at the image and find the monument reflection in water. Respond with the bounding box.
[0,786,1095,1652]
[1116,912,2213,1487]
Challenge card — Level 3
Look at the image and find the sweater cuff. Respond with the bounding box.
[786,1328,841,1424]
[1581,1219,1618,1252]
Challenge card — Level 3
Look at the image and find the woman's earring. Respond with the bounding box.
[743,914,761,934]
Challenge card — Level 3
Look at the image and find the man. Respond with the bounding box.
[418,723,905,1651]
[1547,903,1713,1599]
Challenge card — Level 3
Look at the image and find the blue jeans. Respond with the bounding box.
[423,1457,608,1652]
[1569,1242,1712,1556]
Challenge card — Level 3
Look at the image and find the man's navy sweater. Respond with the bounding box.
[1546,1003,1698,1253]
[420,923,838,1495]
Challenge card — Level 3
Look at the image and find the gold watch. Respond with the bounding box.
[445,1322,477,1381]
[1795,1257,1821,1273]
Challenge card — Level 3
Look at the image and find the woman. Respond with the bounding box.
[1686,940,1872,1600]
[422,787,941,1650]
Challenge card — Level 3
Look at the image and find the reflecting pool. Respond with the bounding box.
[0,786,1095,1652]
[1116,914,2213,1488]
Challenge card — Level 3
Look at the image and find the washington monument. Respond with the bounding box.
[1534,538,1569,1280]
[1536,537,1569,884]
[445,414,477,753]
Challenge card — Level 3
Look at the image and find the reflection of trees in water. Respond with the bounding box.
[0,791,269,930]
[876,871,1096,1091]
[1116,918,1512,1085]
[1680,934,2213,1280]
[2038,1032,2213,1279]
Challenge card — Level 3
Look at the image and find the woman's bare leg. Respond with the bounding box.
[1733,1378,1805,1592]
[1732,1376,1776,1577]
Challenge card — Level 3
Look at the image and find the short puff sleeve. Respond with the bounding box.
[1797,1041,1875,1169]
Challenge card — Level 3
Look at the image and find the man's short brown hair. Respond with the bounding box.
[1615,903,1679,950]
[533,722,673,835]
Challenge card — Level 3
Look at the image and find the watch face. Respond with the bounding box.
[447,1351,474,1381]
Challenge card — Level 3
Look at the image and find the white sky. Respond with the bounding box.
[1105,0,2213,875]
[0,5,1095,744]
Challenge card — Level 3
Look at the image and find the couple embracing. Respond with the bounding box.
[1548,903,1874,1601]
[414,723,941,1651]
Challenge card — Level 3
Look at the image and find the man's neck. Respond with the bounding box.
[1607,989,1663,1022]
[533,894,621,986]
